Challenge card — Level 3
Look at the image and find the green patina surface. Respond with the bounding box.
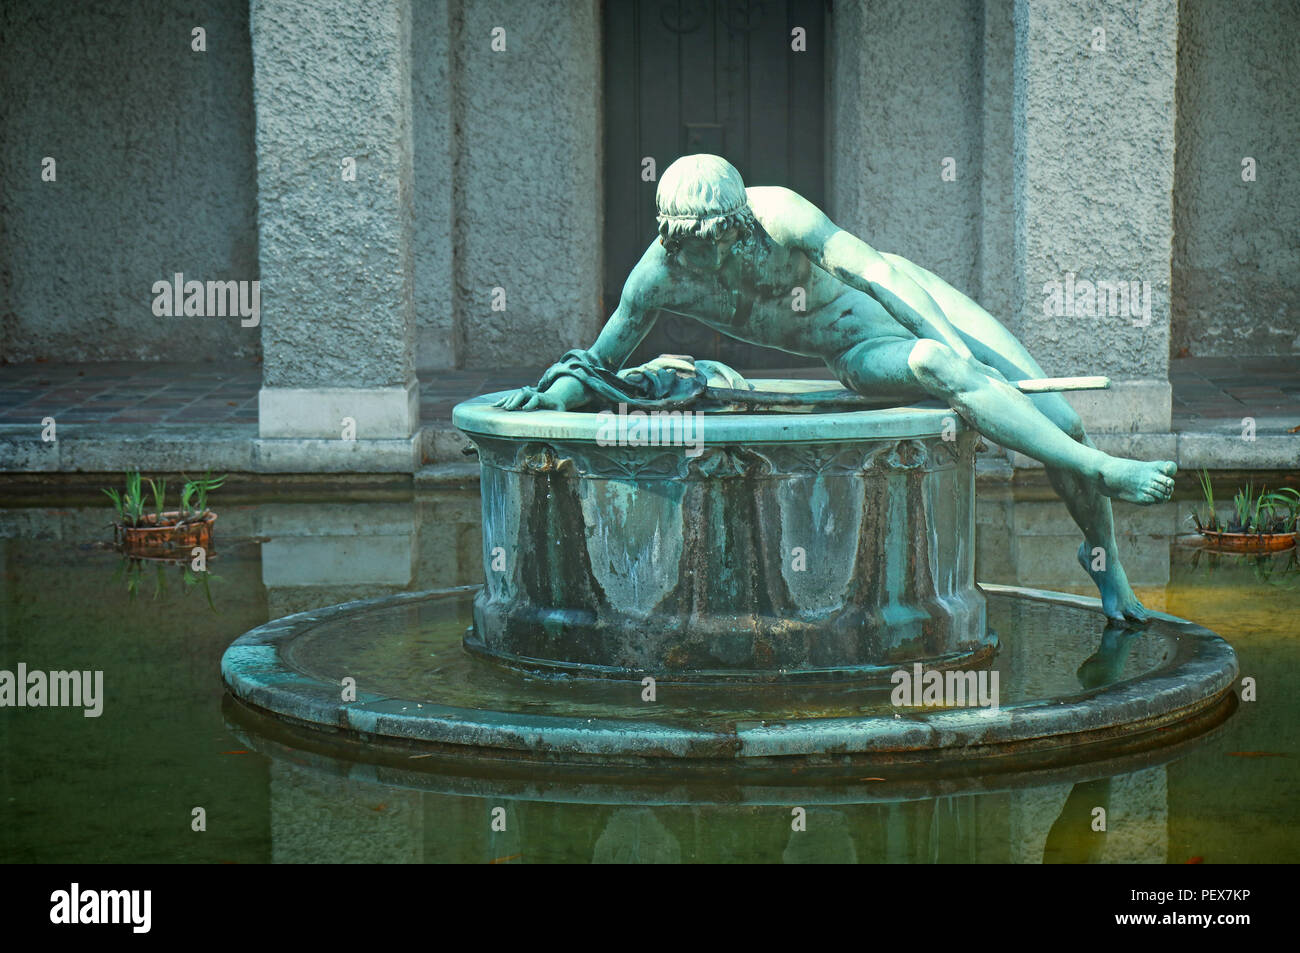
[492,155,1182,625]
[458,390,986,681]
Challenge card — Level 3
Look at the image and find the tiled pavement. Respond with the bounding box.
[0,361,546,428]
[4,357,1297,431]
[420,369,547,423]
[1,357,1296,472]
[1170,356,1299,433]
[0,362,262,426]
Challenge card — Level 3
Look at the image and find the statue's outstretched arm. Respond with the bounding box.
[496,257,660,411]
[589,291,660,374]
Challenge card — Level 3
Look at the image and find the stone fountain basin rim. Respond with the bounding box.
[220,584,1239,764]
[453,382,966,444]
[224,690,1233,804]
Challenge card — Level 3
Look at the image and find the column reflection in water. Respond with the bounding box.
[257,492,482,616]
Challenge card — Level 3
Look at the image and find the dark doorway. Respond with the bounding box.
[603,0,827,370]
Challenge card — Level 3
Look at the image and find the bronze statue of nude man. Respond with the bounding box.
[497,154,1177,622]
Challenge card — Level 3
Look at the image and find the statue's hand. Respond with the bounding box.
[973,361,1009,384]
[493,386,566,412]
[631,355,697,376]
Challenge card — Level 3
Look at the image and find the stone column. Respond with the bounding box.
[1011,0,1178,464]
[251,0,419,472]
[412,0,458,371]
[451,0,603,367]
[979,0,1016,322]
[257,502,418,619]
[827,0,984,292]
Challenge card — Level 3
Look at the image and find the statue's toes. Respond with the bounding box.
[1123,603,1151,624]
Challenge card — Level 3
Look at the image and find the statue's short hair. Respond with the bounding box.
[655,154,755,253]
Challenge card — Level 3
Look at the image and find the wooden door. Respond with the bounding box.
[604,0,827,370]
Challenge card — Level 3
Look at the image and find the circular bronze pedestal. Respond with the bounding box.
[454,385,991,683]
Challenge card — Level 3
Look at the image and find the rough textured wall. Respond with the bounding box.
[978,0,1016,322]
[1173,0,1300,356]
[411,0,458,371]
[1012,0,1176,382]
[0,0,258,364]
[827,0,984,297]
[452,0,603,367]
[252,0,415,389]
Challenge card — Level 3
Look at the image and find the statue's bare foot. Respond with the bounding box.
[1077,542,1150,623]
[1097,458,1176,504]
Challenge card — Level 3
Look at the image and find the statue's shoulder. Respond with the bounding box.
[621,236,674,300]
[630,233,672,275]
[746,185,804,215]
[746,186,831,246]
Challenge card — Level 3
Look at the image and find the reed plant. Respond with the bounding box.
[104,471,225,526]
[1191,469,1299,534]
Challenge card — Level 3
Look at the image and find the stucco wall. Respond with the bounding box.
[978,0,1016,324]
[828,0,985,300]
[5,0,1295,374]
[0,0,258,364]
[411,0,458,370]
[1173,0,1300,356]
[449,0,603,368]
[1013,0,1177,385]
[251,0,415,391]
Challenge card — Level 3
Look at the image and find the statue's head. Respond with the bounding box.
[656,154,755,270]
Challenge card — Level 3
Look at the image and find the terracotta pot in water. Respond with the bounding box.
[115,512,216,558]
[1198,530,1296,552]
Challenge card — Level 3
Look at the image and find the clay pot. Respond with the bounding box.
[115,511,216,558]
[1198,530,1296,552]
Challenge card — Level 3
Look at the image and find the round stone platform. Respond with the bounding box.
[453,385,990,682]
[219,584,1238,773]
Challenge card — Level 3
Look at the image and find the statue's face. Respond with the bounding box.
[673,226,741,273]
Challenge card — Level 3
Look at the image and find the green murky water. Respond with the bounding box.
[1,485,1296,863]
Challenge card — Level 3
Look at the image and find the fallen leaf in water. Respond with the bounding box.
[1186,856,1204,864]
[371,803,387,812]
[1227,751,1289,758]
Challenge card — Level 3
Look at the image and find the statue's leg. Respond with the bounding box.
[831,336,1171,621]
[834,336,1174,502]
[1023,394,1152,621]
[879,257,1162,620]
